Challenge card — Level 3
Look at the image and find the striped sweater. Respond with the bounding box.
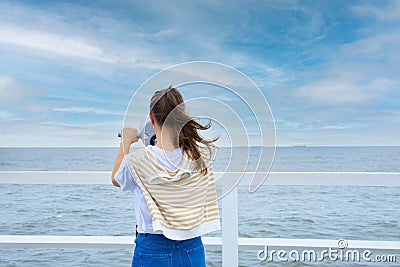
[127,146,221,240]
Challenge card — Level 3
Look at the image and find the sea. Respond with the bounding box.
[0,146,399,267]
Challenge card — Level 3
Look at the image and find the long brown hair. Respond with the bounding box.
[150,86,218,174]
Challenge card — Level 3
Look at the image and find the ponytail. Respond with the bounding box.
[150,86,218,174]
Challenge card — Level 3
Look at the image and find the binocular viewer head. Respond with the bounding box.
[118,121,157,146]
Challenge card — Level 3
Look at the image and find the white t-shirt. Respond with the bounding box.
[115,146,183,234]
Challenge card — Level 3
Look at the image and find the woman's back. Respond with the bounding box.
[127,145,220,240]
[111,86,219,267]
[114,146,184,235]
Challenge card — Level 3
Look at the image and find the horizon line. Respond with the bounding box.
[1,145,399,149]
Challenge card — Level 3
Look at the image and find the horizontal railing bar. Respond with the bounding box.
[0,171,399,186]
[0,236,221,249]
[0,236,399,253]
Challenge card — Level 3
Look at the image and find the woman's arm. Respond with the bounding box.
[111,127,139,187]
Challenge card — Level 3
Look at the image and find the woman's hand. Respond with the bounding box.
[121,127,139,145]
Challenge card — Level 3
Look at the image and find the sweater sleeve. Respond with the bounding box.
[114,157,137,192]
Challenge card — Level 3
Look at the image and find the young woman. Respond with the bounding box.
[111,86,220,267]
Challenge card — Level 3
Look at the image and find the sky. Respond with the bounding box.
[0,0,399,147]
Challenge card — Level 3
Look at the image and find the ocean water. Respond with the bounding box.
[0,146,399,266]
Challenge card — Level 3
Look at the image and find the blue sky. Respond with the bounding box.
[0,0,399,147]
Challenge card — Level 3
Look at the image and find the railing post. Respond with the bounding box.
[221,185,238,267]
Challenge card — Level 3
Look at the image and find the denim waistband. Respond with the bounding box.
[136,233,202,249]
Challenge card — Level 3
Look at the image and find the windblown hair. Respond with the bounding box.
[150,86,218,174]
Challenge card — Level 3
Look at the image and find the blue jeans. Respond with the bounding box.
[132,233,206,267]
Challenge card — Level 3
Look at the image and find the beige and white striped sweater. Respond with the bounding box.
[127,146,220,240]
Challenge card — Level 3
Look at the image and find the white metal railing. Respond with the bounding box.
[0,171,400,267]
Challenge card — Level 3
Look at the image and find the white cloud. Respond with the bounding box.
[352,1,400,21]
[342,33,400,62]
[0,24,175,72]
[87,121,124,127]
[53,107,125,116]
[135,28,177,39]
[0,110,22,121]
[0,120,117,147]
[294,27,399,106]
[294,75,391,105]
[0,75,40,104]
[39,122,103,136]
[321,123,363,130]
[0,26,117,63]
